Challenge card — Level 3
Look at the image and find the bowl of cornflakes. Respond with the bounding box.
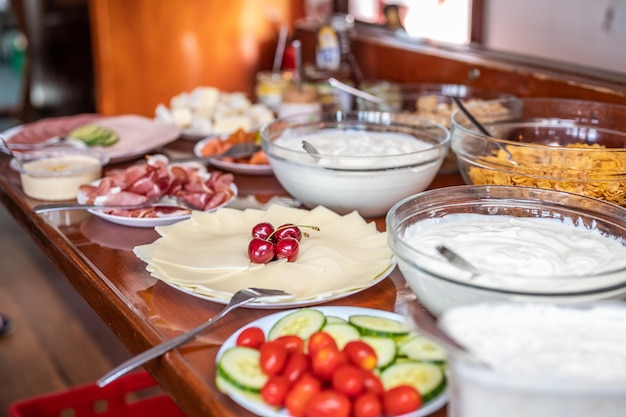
[450,97,626,206]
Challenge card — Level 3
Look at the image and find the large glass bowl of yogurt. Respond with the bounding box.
[260,111,450,218]
[386,185,626,315]
[440,302,626,417]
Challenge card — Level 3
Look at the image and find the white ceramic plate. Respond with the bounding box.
[216,306,448,417]
[76,181,238,228]
[162,259,396,309]
[1,114,181,164]
[193,136,273,176]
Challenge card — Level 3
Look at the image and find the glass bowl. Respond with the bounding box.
[260,111,450,218]
[12,147,109,201]
[450,97,626,206]
[386,185,626,316]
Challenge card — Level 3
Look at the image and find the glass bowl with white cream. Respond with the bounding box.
[440,302,626,417]
[386,185,626,316]
[12,147,109,201]
[260,111,450,218]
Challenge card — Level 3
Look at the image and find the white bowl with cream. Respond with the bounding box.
[386,185,626,316]
[260,111,450,218]
[440,302,626,417]
[12,147,109,201]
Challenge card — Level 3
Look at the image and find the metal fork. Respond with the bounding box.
[97,287,291,387]
[33,195,202,214]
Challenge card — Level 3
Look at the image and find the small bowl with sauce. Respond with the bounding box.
[386,185,626,316]
[260,111,450,218]
[12,147,109,201]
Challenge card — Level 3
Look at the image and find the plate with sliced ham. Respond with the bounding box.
[77,155,238,227]
[1,114,181,163]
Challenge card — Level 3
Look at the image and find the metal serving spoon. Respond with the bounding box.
[436,244,479,277]
[33,195,202,214]
[97,287,291,387]
[328,77,391,111]
[452,97,517,165]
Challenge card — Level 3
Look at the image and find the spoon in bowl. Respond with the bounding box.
[328,78,391,111]
[452,96,517,165]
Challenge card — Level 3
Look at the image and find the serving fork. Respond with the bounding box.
[33,195,202,214]
[97,287,291,387]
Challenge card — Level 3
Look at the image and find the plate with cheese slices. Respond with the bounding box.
[133,204,396,307]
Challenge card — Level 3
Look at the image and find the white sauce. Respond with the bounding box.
[20,154,102,201]
[403,213,626,291]
[440,303,626,417]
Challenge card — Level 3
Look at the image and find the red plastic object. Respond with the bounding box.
[9,371,186,417]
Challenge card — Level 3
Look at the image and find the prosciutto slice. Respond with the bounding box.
[79,155,235,218]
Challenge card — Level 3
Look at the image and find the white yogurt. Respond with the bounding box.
[403,213,626,291]
[275,129,435,170]
[20,154,103,200]
[440,303,626,417]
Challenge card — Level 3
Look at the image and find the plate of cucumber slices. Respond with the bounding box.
[216,306,448,417]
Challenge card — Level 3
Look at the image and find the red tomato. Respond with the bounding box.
[273,334,305,354]
[343,340,377,371]
[304,390,351,417]
[311,346,346,380]
[236,326,265,349]
[282,351,309,384]
[362,370,384,396]
[307,331,338,355]
[331,364,365,397]
[259,341,288,376]
[285,373,322,417]
[261,375,290,407]
[382,385,422,417]
[353,392,383,417]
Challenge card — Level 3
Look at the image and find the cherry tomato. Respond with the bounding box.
[273,334,305,354]
[285,373,322,417]
[332,364,365,397]
[307,331,338,356]
[311,346,346,380]
[235,326,265,349]
[282,351,309,384]
[362,371,384,396]
[353,392,383,417]
[261,375,290,407]
[259,341,288,376]
[343,340,377,371]
[304,390,351,417]
[382,385,422,417]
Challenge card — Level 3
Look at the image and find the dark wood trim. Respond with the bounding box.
[470,0,485,44]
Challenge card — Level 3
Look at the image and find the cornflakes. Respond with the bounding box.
[466,143,626,206]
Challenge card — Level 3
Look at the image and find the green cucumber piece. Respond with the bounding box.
[398,335,447,365]
[349,314,410,338]
[361,336,397,368]
[268,308,326,340]
[215,374,264,404]
[324,315,348,325]
[380,361,446,403]
[321,322,361,350]
[217,347,267,392]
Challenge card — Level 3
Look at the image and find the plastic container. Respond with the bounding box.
[9,371,186,417]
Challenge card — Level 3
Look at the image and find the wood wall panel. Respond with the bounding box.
[89,0,304,116]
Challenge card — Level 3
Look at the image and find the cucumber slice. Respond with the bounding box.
[398,335,447,365]
[361,336,397,368]
[324,315,348,325]
[380,361,446,403]
[268,309,326,340]
[215,375,265,404]
[321,323,360,350]
[217,347,267,392]
[349,314,410,338]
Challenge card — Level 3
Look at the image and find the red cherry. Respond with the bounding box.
[248,237,275,263]
[275,237,299,262]
[252,222,274,240]
[273,223,303,242]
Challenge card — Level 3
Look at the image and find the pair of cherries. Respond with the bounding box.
[247,222,317,264]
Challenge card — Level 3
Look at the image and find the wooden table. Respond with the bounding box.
[0,142,464,417]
